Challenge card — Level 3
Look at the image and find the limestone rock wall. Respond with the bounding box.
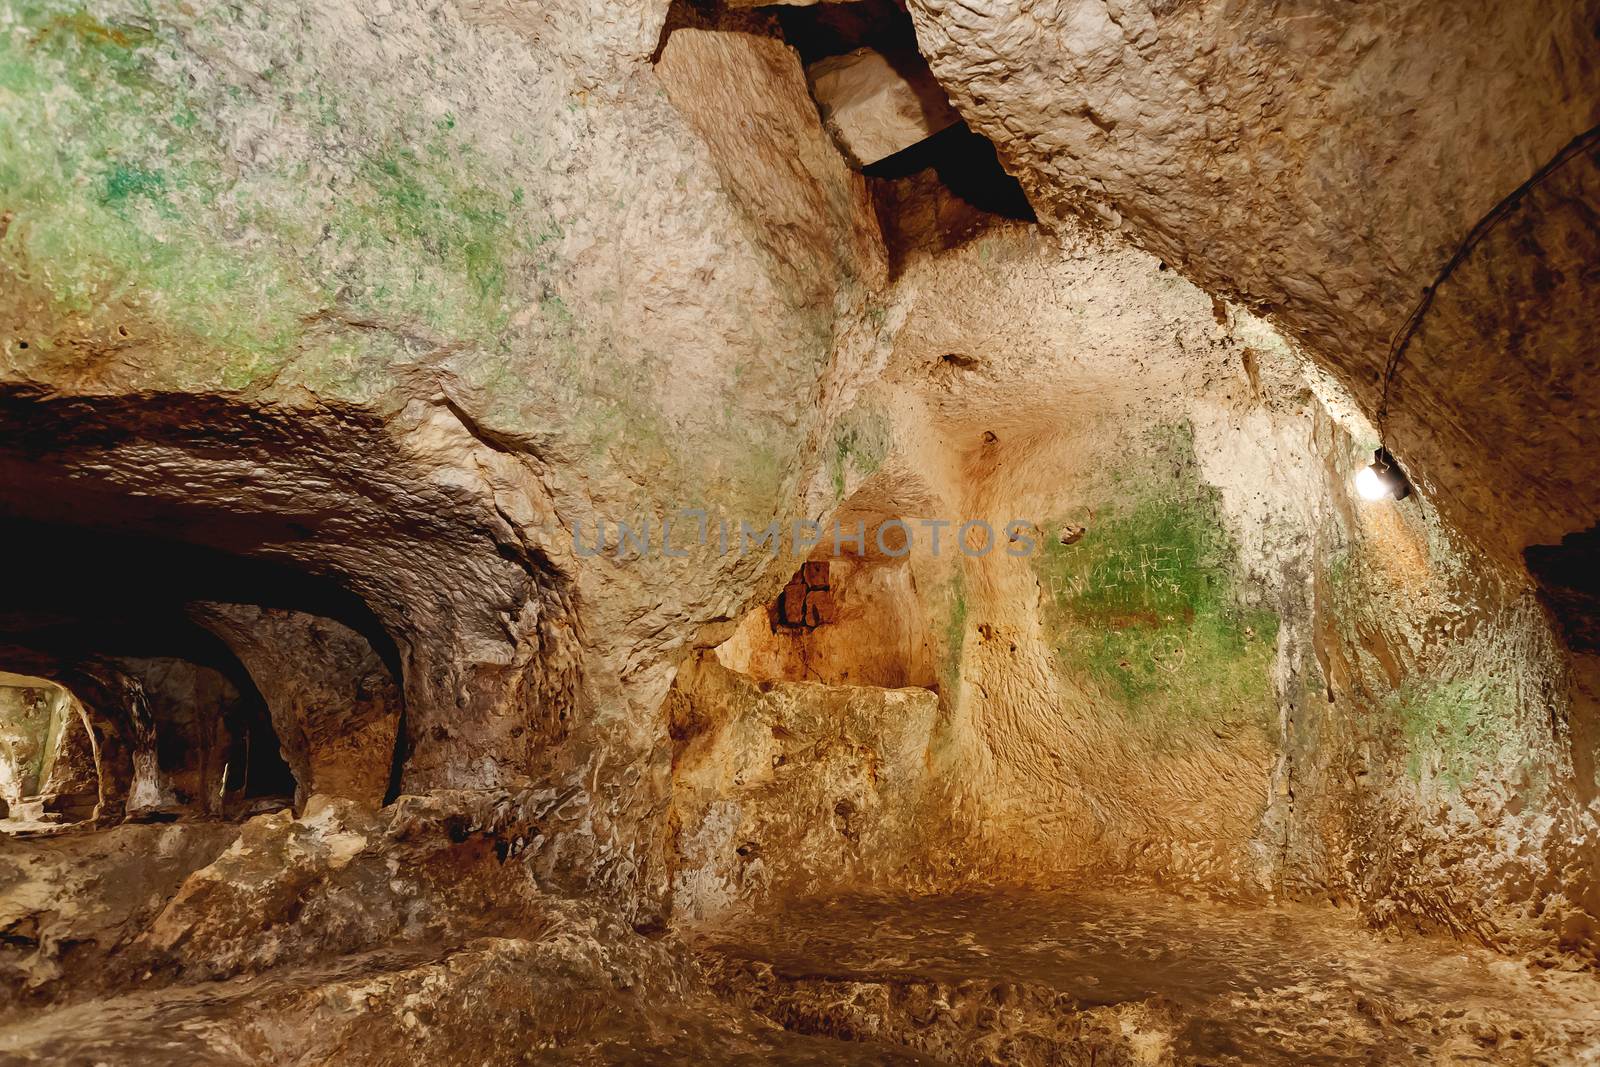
[1278,406,1600,962]
[0,0,1597,1022]
[668,224,1289,899]
[666,653,941,917]
[0,0,891,916]
[193,605,401,807]
[660,214,1598,957]
[0,680,64,808]
[857,224,1288,891]
[904,0,1600,569]
[715,558,939,688]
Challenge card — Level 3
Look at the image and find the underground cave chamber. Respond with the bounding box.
[0,511,403,826]
[0,0,1598,1062]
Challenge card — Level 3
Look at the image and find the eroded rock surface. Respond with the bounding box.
[0,0,1597,1060]
[0,821,240,1009]
[667,653,942,917]
[905,0,1600,567]
[192,606,401,807]
[693,889,1600,1065]
[808,47,962,167]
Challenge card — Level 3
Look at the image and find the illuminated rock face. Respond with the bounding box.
[0,0,1597,1060]
[0,679,62,813]
[807,47,961,167]
[904,0,1600,567]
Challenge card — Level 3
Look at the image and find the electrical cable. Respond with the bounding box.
[1375,123,1600,449]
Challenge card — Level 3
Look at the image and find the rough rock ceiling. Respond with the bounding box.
[906,0,1600,567]
[0,0,1598,1059]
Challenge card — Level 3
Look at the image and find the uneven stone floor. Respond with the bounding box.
[3,885,1599,1065]
[690,890,1600,1066]
[0,939,934,1067]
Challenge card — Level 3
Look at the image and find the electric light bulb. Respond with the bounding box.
[1355,465,1387,501]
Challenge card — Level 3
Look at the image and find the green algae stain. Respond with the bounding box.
[1034,423,1278,734]
[99,163,168,210]
[0,0,320,383]
[0,0,571,398]
[1386,675,1515,790]
[369,145,516,310]
[826,407,891,501]
[1,0,815,510]
[330,124,565,349]
[942,571,968,695]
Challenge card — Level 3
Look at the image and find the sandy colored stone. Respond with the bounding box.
[807,48,962,167]
[0,0,1595,1059]
[0,679,66,809]
[192,605,401,807]
[666,653,941,917]
[904,0,1600,570]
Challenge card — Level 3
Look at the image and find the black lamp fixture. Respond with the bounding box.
[1355,447,1411,501]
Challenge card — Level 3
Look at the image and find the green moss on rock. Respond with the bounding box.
[1034,422,1279,735]
[942,571,968,695]
[0,0,563,395]
[1387,673,1515,789]
[826,406,891,501]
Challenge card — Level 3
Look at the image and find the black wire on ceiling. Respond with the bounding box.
[1375,122,1600,451]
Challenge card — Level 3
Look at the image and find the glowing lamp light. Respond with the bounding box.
[1354,464,1387,501]
[1355,447,1411,502]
